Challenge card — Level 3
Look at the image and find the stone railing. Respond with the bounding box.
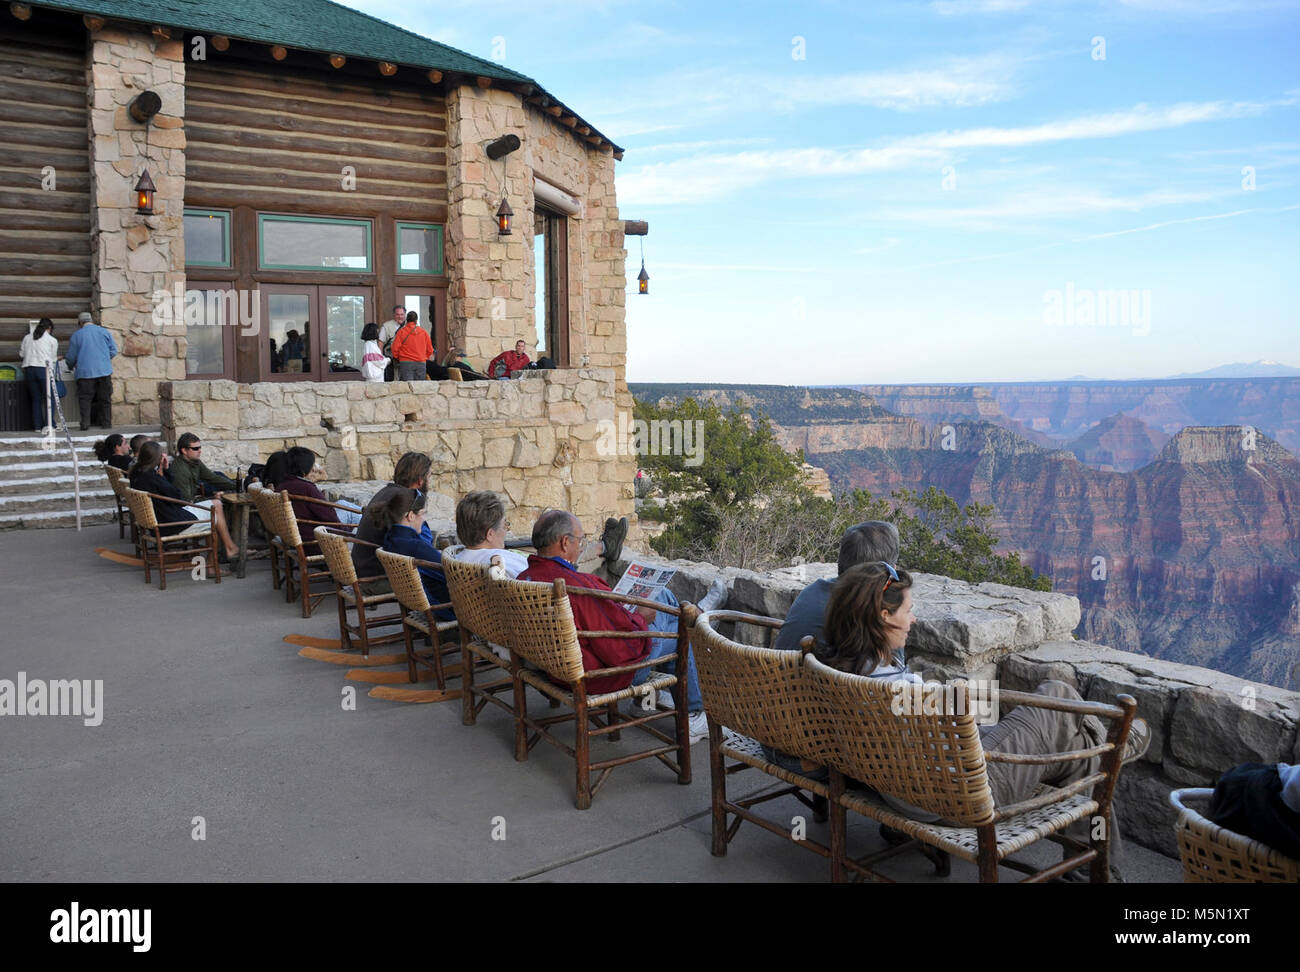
[159,369,636,528]
[611,552,1300,858]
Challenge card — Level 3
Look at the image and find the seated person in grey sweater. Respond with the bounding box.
[773,520,899,652]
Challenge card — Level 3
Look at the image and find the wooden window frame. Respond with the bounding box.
[395,222,444,275]
[535,207,570,367]
[183,208,232,268]
[182,280,238,380]
[257,213,373,273]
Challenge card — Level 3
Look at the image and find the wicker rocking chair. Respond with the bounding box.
[314,527,405,657]
[246,484,288,593]
[122,486,221,590]
[374,548,460,686]
[687,609,834,862]
[1169,788,1300,883]
[104,464,134,543]
[491,575,693,810]
[442,552,516,727]
[804,653,1137,883]
[274,489,353,618]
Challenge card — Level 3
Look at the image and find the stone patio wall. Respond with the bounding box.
[159,369,634,527]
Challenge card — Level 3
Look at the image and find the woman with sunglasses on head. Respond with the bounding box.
[815,561,1150,873]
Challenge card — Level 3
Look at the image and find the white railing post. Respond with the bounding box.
[45,362,81,531]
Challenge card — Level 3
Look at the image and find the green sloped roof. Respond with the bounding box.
[33,0,533,83]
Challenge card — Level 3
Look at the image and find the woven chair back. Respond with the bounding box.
[492,577,586,685]
[803,653,997,826]
[442,553,508,645]
[1170,789,1300,883]
[314,527,357,586]
[274,489,304,547]
[122,486,157,529]
[689,612,830,765]
[248,485,283,540]
[105,465,126,498]
[376,548,431,613]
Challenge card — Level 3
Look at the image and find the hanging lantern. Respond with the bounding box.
[496,197,513,236]
[637,260,649,295]
[134,169,156,215]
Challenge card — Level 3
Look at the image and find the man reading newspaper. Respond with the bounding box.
[519,511,728,743]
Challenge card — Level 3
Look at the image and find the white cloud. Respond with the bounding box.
[617,145,946,206]
[931,0,1038,14]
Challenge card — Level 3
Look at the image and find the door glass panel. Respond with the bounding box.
[402,292,436,358]
[267,293,311,374]
[185,288,227,375]
[533,229,547,355]
[326,293,367,374]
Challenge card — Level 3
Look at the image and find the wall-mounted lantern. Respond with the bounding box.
[496,197,513,236]
[134,169,156,215]
[637,260,649,295]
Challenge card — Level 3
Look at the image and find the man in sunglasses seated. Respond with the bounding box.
[168,432,236,504]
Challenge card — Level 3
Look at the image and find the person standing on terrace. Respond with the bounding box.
[391,310,433,381]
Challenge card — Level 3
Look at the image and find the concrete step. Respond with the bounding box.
[0,449,97,466]
[0,507,118,529]
[0,488,117,514]
[0,471,115,493]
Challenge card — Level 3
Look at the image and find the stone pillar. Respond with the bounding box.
[87,25,186,426]
[445,85,530,366]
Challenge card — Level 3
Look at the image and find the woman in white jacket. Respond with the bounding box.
[20,318,59,431]
[359,321,389,383]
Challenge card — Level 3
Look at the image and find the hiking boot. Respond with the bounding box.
[600,516,628,564]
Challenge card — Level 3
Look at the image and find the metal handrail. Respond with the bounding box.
[44,362,81,530]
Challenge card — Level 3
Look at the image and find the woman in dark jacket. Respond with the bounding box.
[129,441,240,559]
[94,433,131,470]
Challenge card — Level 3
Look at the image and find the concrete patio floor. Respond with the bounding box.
[1,523,1182,883]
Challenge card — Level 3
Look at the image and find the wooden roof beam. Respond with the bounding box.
[427,69,443,84]
[270,44,288,61]
[9,3,31,21]
[211,34,230,51]
[379,61,397,76]
[151,26,171,40]
[475,76,492,88]
[82,13,104,30]
[624,220,648,236]
[327,53,346,69]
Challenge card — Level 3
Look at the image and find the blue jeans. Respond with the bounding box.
[631,587,703,712]
[24,366,49,430]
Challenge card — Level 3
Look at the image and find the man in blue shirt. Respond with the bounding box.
[64,311,118,430]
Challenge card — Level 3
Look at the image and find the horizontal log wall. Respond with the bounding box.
[186,59,448,221]
[0,25,91,361]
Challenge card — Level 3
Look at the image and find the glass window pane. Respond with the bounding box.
[267,293,312,374]
[398,224,442,273]
[534,228,547,354]
[260,216,370,271]
[185,289,227,375]
[326,294,367,374]
[184,211,229,267]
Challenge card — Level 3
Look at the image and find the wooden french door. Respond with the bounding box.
[259,284,373,381]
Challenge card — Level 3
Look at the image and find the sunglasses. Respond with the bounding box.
[879,561,899,593]
[186,445,202,451]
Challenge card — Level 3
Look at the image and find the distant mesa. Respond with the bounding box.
[1065,412,1169,472]
[1170,360,1300,379]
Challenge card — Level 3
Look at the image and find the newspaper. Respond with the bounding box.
[612,561,676,611]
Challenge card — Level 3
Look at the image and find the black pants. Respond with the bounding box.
[76,375,112,429]
[24,366,49,430]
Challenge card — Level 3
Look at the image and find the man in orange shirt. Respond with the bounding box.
[391,310,433,381]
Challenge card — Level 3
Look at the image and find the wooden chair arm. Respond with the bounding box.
[575,629,655,639]
[996,688,1127,721]
[985,742,1112,765]
[137,489,195,505]
[696,608,784,630]
[583,654,682,680]
[152,519,211,528]
[990,772,1110,823]
[303,495,366,515]
[297,518,356,530]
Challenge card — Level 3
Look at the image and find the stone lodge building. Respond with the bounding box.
[0,0,638,524]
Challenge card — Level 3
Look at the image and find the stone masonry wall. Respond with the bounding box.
[608,550,1300,859]
[159,370,634,528]
[87,24,187,426]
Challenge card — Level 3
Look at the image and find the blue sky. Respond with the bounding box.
[347,0,1300,383]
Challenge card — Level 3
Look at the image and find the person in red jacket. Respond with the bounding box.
[487,339,531,378]
[517,510,651,696]
[518,510,716,742]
